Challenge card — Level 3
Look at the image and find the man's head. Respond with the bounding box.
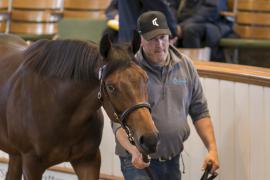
[137,11,171,66]
[137,11,171,41]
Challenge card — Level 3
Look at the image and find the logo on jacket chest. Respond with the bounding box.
[172,77,186,85]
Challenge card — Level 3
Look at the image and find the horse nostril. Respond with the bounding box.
[139,133,159,154]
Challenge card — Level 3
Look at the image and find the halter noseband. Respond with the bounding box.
[97,65,151,144]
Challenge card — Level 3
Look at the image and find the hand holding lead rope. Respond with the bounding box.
[200,162,218,180]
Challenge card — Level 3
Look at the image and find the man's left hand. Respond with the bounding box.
[203,150,219,175]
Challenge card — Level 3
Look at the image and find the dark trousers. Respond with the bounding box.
[119,154,181,180]
[178,22,224,48]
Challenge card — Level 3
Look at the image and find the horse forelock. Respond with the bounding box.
[22,39,101,81]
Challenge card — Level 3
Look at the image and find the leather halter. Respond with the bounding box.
[97,65,151,144]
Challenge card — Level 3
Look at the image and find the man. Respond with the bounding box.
[175,0,232,49]
[111,11,219,180]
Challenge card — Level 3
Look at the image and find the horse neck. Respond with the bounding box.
[64,81,103,129]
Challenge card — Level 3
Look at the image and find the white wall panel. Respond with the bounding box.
[100,108,122,176]
[235,83,250,180]
[203,78,220,180]
[100,108,116,175]
[249,85,265,180]
[219,80,235,180]
[264,87,270,180]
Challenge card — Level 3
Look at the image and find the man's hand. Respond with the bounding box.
[170,36,178,45]
[203,150,219,175]
[129,146,150,169]
[176,25,182,38]
[170,25,182,45]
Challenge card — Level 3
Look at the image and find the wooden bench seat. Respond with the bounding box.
[11,9,61,22]
[9,0,63,41]
[235,0,270,39]
[0,15,7,32]
[12,0,63,10]
[0,0,9,33]
[63,0,109,19]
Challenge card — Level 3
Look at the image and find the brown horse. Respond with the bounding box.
[0,33,159,179]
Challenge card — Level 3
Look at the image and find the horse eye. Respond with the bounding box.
[106,84,115,93]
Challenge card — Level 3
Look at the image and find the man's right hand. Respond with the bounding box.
[129,146,150,169]
[116,128,150,169]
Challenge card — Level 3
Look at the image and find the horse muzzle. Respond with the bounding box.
[137,131,159,155]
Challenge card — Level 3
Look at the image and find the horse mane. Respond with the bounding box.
[22,39,101,81]
[22,39,137,81]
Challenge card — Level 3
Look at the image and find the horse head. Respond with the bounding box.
[98,32,159,155]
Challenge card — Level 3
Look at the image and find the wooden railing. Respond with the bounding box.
[194,60,270,87]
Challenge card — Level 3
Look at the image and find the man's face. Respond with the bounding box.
[141,34,170,66]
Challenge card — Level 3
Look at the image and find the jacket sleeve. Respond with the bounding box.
[186,59,210,122]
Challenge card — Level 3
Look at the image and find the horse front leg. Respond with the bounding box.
[21,154,45,180]
[71,149,101,180]
[6,154,22,180]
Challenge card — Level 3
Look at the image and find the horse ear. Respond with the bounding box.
[132,30,141,54]
[99,34,111,59]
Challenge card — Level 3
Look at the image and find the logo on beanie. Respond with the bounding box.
[152,18,159,27]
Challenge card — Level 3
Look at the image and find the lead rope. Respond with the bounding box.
[143,160,155,180]
[133,144,154,180]
[180,153,186,174]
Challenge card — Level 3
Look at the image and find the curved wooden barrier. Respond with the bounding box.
[193,60,270,87]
